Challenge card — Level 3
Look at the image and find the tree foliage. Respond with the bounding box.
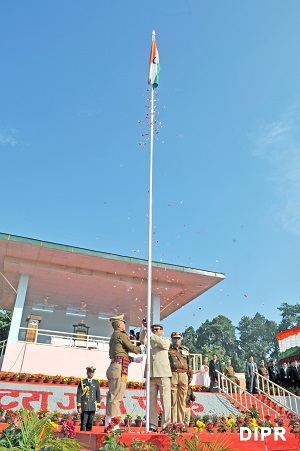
[0,311,11,342]
[235,313,279,365]
[277,302,300,332]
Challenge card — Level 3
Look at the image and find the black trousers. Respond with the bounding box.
[80,410,95,431]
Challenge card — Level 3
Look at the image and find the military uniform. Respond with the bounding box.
[105,314,141,427]
[168,332,191,424]
[76,366,100,431]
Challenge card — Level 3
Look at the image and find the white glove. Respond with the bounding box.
[133,355,144,363]
[140,344,146,353]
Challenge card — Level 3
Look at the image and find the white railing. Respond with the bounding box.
[18,327,110,350]
[190,353,202,372]
[217,370,278,421]
[256,371,300,416]
[0,340,7,357]
[16,328,202,370]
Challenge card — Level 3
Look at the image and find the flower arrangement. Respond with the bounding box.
[105,415,121,433]
[45,374,53,380]
[61,418,76,438]
[125,412,133,420]
[287,411,300,433]
[94,412,102,421]
[195,420,206,433]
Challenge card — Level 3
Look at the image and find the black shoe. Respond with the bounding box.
[149,427,158,432]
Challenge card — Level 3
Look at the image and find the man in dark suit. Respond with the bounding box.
[77,365,101,431]
[268,360,280,386]
[289,360,300,389]
[245,356,258,393]
[280,362,291,389]
[209,353,222,392]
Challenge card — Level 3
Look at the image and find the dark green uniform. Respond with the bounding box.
[77,378,100,431]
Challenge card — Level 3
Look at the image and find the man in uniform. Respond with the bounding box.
[140,322,171,432]
[105,314,142,429]
[168,331,192,424]
[76,365,100,431]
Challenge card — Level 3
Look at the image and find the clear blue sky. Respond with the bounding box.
[1,1,300,337]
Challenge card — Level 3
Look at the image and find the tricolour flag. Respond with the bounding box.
[276,325,300,361]
[148,30,160,89]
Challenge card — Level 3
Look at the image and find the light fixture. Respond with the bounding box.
[66,307,86,317]
[97,312,112,320]
[32,305,54,313]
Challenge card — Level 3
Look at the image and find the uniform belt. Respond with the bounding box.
[172,369,187,373]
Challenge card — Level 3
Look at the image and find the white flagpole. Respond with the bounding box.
[145,31,156,432]
[145,82,154,433]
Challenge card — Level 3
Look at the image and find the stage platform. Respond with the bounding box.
[0,422,299,450]
[74,427,300,451]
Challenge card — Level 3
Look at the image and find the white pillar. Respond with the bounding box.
[7,274,29,343]
[151,294,160,324]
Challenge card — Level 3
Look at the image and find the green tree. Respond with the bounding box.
[194,316,240,369]
[181,326,198,354]
[237,313,279,366]
[0,310,11,342]
[277,302,300,332]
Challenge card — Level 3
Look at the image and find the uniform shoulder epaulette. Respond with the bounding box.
[181,345,190,351]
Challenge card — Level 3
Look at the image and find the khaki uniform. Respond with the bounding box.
[106,330,141,417]
[140,329,171,431]
[168,344,191,424]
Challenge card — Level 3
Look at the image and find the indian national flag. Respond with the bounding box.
[148,30,160,89]
[277,325,300,361]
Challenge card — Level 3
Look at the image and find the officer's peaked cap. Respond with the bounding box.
[86,366,96,372]
[171,331,182,338]
[109,314,125,324]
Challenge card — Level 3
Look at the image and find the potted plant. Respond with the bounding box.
[93,412,102,426]
[44,374,53,383]
[11,372,19,380]
[2,372,10,381]
[27,373,35,382]
[35,373,45,382]
[53,375,62,383]
[67,375,76,384]
[124,412,132,426]
[61,377,68,384]
[71,410,81,426]
[51,410,59,423]
[135,413,143,427]
[19,373,27,381]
